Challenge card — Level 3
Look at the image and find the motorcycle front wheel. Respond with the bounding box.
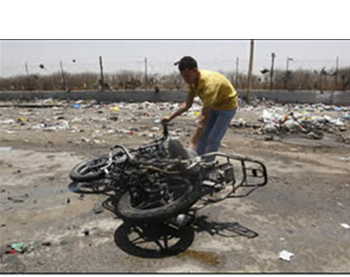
[69,155,109,182]
[116,177,202,222]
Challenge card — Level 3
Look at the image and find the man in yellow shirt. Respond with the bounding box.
[162,56,238,158]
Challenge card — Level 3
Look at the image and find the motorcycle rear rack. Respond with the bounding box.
[194,152,268,211]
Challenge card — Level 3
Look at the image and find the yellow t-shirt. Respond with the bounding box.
[189,70,238,110]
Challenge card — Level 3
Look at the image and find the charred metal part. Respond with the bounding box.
[70,124,268,225]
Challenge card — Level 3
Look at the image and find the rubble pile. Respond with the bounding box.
[231,98,350,143]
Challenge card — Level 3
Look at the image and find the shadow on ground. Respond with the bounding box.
[113,217,258,258]
[68,180,259,259]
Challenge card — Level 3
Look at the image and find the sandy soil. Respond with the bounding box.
[0,101,350,273]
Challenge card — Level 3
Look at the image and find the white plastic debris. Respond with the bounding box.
[341,223,350,229]
[278,250,294,262]
[262,109,281,123]
[340,157,350,161]
[0,119,16,124]
[335,120,345,127]
[284,119,300,130]
[151,127,160,132]
[264,123,277,133]
[0,146,12,151]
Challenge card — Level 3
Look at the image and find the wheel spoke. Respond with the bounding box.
[130,235,143,243]
[80,167,90,174]
[154,239,165,250]
[134,199,160,209]
[163,235,169,249]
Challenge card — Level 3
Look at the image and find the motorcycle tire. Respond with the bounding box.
[116,178,202,222]
[69,155,108,182]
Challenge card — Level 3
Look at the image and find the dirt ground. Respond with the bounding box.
[0,101,350,273]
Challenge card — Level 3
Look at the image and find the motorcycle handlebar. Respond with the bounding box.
[110,123,169,161]
[163,124,169,140]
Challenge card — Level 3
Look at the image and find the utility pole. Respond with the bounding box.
[335,56,339,91]
[286,57,290,72]
[285,57,293,90]
[270,53,275,90]
[235,57,239,88]
[25,62,29,77]
[60,60,67,91]
[247,40,254,104]
[25,62,30,90]
[144,57,148,89]
[99,56,104,91]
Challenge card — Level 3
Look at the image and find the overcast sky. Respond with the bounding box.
[1,40,349,78]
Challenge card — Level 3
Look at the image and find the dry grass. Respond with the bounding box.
[0,68,349,91]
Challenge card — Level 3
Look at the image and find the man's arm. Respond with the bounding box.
[161,92,195,124]
[188,105,211,150]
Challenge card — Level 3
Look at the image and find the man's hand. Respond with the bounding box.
[161,115,171,126]
[188,141,196,151]
[161,94,194,127]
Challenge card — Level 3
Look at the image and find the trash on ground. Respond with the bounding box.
[1,98,349,145]
[341,223,350,229]
[0,146,12,151]
[42,242,52,247]
[7,195,28,203]
[11,242,34,253]
[278,250,295,262]
[17,117,26,123]
[340,157,350,161]
[83,228,89,236]
[27,241,35,253]
[227,100,350,144]
[109,106,120,112]
[71,104,81,109]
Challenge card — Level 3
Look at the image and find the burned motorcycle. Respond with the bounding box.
[70,125,268,225]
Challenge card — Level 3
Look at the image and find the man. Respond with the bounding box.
[161,56,238,158]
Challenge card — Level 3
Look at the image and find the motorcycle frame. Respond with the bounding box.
[192,152,268,211]
[94,125,268,214]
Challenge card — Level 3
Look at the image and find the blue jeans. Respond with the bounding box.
[196,109,237,160]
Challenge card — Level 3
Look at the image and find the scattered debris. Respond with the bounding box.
[7,194,28,203]
[10,241,35,254]
[340,156,350,161]
[0,97,349,271]
[278,250,295,262]
[109,106,120,112]
[83,228,90,236]
[1,98,348,145]
[42,242,52,247]
[0,147,12,151]
[230,101,350,143]
[341,223,350,229]
[27,241,35,253]
[11,242,27,253]
[93,202,104,214]
[71,104,81,109]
